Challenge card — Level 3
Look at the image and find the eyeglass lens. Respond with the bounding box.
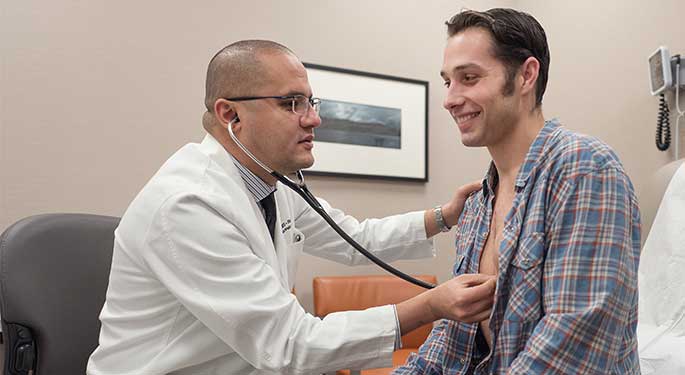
[293,96,320,115]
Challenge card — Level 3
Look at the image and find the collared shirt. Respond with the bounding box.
[229,154,276,217]
[394,119,641,374]
[228,153,403,351]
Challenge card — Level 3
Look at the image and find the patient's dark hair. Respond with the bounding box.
[446,8,550,108]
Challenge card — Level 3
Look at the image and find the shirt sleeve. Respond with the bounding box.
[507,166,640,374]
[292,195,435,266]
[392,319,449,375]
[393,305,402,350]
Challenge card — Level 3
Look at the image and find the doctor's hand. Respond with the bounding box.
[425,180,482,237]
[442,180,482,228]
[426,273,496,323]
[396,273,495,335]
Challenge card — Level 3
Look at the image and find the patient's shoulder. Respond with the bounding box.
[544,127,627,180]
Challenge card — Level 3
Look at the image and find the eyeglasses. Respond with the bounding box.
[224,94,321,115]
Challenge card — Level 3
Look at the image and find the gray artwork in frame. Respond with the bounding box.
[304,63,428,182]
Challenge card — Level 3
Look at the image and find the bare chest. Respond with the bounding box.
[478,189,515,349]
[479,193,515,275]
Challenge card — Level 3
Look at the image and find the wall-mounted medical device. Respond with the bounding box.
[648,46,684,153]
[650,47,678,96]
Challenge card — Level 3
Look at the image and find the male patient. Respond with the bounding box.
[395,8,641,374]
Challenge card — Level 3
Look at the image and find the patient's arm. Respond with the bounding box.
[508,167,640,374]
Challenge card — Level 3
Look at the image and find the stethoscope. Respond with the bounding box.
[228,118,435,289]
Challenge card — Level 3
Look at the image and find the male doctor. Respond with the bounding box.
[87,40,496,375]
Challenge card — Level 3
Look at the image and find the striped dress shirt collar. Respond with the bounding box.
[228,154,276,203]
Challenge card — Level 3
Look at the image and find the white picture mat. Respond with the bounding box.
[306,67,427,180]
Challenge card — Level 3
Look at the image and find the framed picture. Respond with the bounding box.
[304,63,428,182]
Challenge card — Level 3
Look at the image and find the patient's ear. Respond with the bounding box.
[519,56,540,96]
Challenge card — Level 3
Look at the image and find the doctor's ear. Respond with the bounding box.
[213,99,241,128]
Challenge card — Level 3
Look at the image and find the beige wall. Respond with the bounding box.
[1,0,684,313]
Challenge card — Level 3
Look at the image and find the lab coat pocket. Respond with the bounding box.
[505,232,545,322]
[285,228,305,287]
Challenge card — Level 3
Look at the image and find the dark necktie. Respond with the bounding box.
[260,192,277,241]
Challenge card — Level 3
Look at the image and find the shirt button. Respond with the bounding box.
[459,358,466,364]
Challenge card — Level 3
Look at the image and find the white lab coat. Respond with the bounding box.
[87,134,435,375]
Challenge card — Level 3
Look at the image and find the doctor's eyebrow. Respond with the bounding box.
[281,90,312,97]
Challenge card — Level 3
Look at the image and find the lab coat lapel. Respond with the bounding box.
[272,196,291,289]
[248,190,290,290]
[198,134,285,286]
[234,178,289,289]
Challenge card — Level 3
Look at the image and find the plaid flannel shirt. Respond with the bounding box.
[394,119,641,374]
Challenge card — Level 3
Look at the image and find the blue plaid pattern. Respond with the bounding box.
[394,119,641,374]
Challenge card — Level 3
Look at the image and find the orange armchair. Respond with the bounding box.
[312,275,437,375]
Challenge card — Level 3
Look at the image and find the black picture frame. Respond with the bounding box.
[304,63,429,182]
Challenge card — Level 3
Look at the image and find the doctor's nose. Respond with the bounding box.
[301,106,321,128]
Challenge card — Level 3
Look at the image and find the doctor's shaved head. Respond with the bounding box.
[204,40,295,112]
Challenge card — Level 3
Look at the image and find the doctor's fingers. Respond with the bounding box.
[447,180,482,213]
[457,283,495,320]
[468,308,493,324]
[454,273,497,288]
[455,180,483,198]
[461,293,495,321]
[439,274,494,302]
[454,303,493,323]
[443,289,494,323]
[462,277,497,301]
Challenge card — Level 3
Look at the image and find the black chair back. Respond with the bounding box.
[0,214,119,375]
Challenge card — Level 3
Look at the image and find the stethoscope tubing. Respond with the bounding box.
[227,119,435,289]
[273,170,435,289]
